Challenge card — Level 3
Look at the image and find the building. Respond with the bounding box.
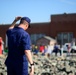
[50,13,76,45]
[0,13,76,47]
[36,36,56,46]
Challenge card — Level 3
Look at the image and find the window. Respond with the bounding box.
[30,34,45,44]
[57,32,73,45]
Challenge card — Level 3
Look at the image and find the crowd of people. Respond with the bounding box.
[31,43,61,57]
[31,41,75,57]
[0,38,73,58]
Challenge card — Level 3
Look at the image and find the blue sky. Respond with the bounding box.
[0,0,76,24]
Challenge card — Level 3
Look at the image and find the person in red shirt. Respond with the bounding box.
[39,45,44,53]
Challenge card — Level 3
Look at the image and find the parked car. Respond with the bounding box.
[62,43,76,53]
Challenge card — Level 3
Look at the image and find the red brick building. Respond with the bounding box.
[0,13,76,46]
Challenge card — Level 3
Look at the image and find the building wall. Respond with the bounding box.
[0,25,9,42]
[51,13,76,22]
[27,22,50,36]
[0,13,76,46]
[50,21,76,38]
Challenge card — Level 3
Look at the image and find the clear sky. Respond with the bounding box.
[0,0,76,24]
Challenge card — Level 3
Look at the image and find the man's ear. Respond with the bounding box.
[26,23,29,28]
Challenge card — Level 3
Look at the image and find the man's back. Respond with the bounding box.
[5,26,31,64]
[5,17,34,75]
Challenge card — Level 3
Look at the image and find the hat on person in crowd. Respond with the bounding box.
[21,17,31,28]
